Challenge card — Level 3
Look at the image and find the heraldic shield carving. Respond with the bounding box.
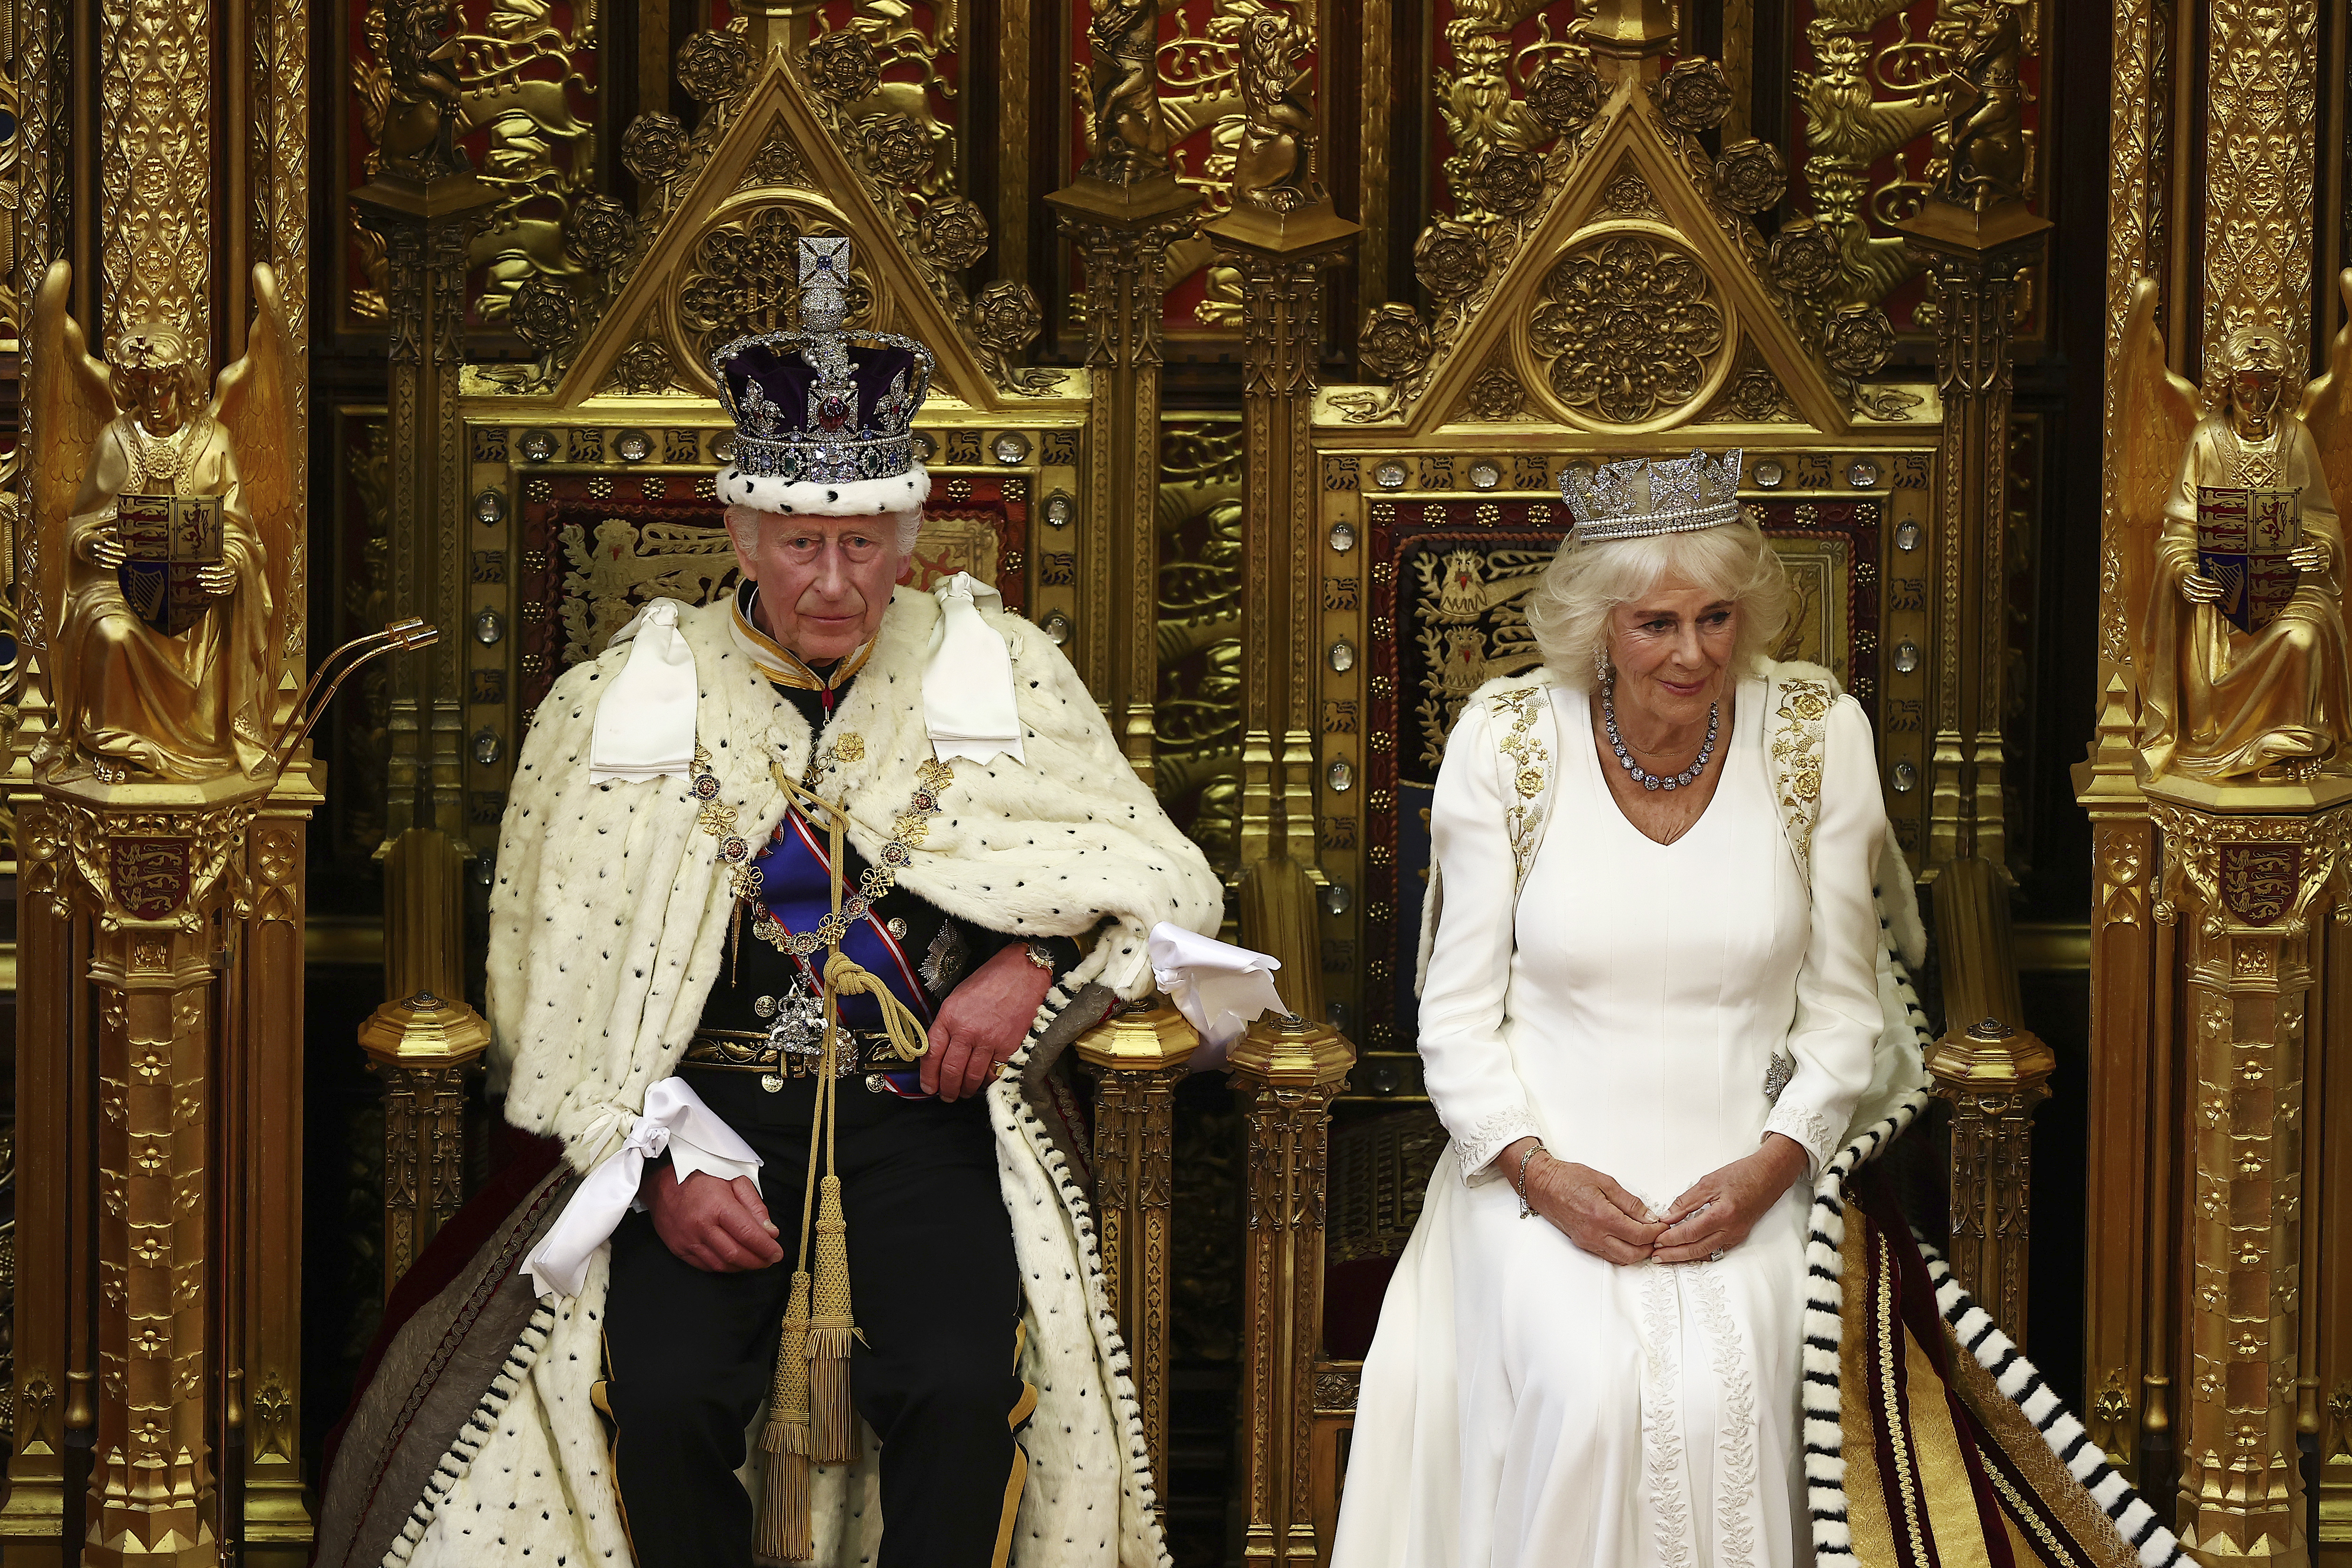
[2217,841,2299,925]
[114,493,227,638]
[2193,485,2302,637]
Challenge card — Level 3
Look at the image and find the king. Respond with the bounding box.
[316,239,1224,1568]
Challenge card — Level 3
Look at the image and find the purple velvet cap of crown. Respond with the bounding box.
[716,341,926,442]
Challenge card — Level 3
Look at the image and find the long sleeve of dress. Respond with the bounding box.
[1762,694,1890,1177]
[1418,699,1543,1184]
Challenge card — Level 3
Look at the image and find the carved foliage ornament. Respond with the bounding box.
[1530,235,1727,426]
[677,207,869,364]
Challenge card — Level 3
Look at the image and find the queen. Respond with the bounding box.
[1332,450,1889,1567]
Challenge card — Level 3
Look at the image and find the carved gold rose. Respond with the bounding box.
[676,28,756,104]
[860,114,934,186]
[1524,56,1603,134]
[1414,220,1489,301]
[1357,303,1432,381]
[805,28,883,104]
[920,198,992,271]
[510,277,579,356]
[1711,139,1788,215]
[970,281,1044,355]
[563,195,637,272]
[1767,218,1840,296]
[621,112,689,186]
[1466,145,1547,219]
[1530,234,1725,425]
[1821,303,1897,377]
[607,340,680,398]
[1467,366,1526,421]
[1656,58,1734,134]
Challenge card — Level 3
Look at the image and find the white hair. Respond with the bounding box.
[723,504,923,555]
[1524,520,1792,685]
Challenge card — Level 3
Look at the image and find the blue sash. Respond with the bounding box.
[753,812,935,1036]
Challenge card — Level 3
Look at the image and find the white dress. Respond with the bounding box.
[1332,674,1888,1568]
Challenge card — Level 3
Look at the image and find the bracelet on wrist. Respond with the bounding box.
[1514,1143,1546,1220]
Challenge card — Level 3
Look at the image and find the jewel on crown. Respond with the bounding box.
[1559,448,1745,542]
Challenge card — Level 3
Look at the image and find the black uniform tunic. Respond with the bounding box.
[601,661,1075,1568]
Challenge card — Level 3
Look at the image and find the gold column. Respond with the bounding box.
[1899,201,2048,876]
[4,798,78,1564]
[1227,1014,1352,1568]
[1204,2,1358,1003]
[357,826,492,1291]
[2076,678,2168,1481]
[238,780,324,1565]
[351,142,500,1276]
[1048,0,1198,761]
[1073,1000,1198,1509]
[1928,1014,2054,1340]
[2149,781,2351,1568]
[50,779,271,1567]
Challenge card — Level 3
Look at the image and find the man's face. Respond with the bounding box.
[118,362,190,437]
[727,510,906,663]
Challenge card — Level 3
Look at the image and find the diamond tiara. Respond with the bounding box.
[1559,448,1745,542]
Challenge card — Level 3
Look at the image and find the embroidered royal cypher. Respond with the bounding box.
[2195,485,2302,635]
[115,492,224,637]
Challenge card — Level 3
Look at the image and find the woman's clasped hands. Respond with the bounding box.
[1502,1132,1811,1266]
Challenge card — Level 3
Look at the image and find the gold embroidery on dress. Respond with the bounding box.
[1490,685,1553,888]
[1769,679,1831,882]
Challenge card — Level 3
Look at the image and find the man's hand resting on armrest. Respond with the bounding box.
[642,1165,785,1273]
[925,939,1058,1101]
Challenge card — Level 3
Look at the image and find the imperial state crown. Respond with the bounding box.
[711,237,936,517]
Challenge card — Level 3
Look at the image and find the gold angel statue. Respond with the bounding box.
[2117,271,2352,782]
[30,260,298,780]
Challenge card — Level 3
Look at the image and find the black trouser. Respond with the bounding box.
[602,1071,1030,1568]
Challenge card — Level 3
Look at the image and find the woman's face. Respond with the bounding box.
[1603,570,1739,729]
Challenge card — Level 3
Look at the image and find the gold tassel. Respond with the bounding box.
[754,1271,815,1565]
[807,1173,861,1465]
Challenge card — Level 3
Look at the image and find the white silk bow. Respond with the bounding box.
[588,599,699,785]
[923,573,1026,765]
[521,1077,762,1300]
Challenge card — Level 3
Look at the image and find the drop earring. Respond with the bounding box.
[1594,643,1612,685]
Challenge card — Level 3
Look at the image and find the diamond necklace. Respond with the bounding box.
[1602,676,1719,792]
